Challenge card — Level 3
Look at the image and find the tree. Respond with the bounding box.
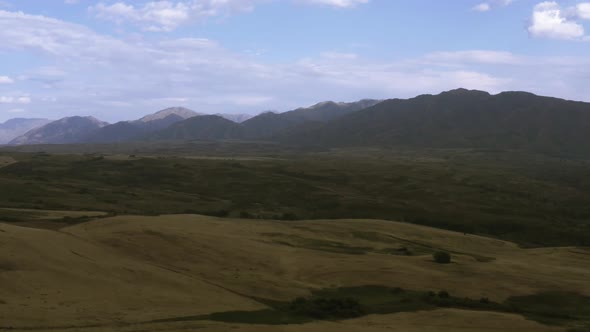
[433,251,451,264]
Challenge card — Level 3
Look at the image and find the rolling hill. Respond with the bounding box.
[0,213,587,331]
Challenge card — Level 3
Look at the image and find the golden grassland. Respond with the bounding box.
[1,213,588,331]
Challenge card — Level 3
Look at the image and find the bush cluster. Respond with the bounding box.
[289,297,363,319]
[433,251,452,264]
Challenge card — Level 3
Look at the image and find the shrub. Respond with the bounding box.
[281,212,299,220]
[391,287,404,294]
[425,291,436,298]
[438,291,450,299]
[289,297,363,319]
[433,251,451,264]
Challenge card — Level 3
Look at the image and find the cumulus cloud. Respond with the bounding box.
[528,1,585,40]
[0,76,14,84]
[472,0,513,12]
[472,3,491,12]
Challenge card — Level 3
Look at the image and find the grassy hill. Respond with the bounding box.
[0,214,588,331]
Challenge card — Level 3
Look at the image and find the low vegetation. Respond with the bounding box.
[193,286,590,330]
[1,147,589,246]
[433,251,452,264]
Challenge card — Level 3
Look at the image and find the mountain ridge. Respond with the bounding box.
[9,116,108,145]
[277,89,590,156]
[7,90,590,157]
[0,118,52,144]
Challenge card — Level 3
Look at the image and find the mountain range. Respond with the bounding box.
[6,100,378,145]
[5,89,590,156]
[278,89,590,155]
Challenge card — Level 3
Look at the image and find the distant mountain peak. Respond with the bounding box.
[9,115,109,145]
[309,101,338,109]
[0,118,53,144]
[57,116,107,126]
[441,88,491,97]
[138,107,200,123]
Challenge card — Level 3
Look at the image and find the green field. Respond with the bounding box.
[0,145,589,246]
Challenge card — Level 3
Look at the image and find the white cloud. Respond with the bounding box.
[575,2,590,20]
[64,0,79,4]
[7,108,26,113]
[528,2,585,40]
[0,76,14,84]
[90,1,261,31]
[472,3,491,12]
[297,0,369,8]
[472,0,513,12]
[423,50,521,65]
[0,96,31,104]
[90,0,369,31]
[320,52,358,60]
[0,9,589,121]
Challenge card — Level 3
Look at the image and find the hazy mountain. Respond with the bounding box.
[85,107,202,143]
[137,107,200,123]
[217,113,254,123]
[148,115,243,141]
[9,116,108,145]
[241,99,381,139]
[145,99,379,141]
[279,89,590,156]
[0,118,52,144]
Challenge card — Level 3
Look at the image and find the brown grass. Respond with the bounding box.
[1,214,588,331]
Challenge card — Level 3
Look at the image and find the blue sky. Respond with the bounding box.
[1,0,590,122]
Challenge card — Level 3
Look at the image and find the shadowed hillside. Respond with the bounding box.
[241,99,381,139]
[278,89,590,156]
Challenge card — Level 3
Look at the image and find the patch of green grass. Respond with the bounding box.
[148,285,590,328]
[506,292,590,327]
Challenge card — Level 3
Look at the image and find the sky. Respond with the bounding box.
[1,0,590,122]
